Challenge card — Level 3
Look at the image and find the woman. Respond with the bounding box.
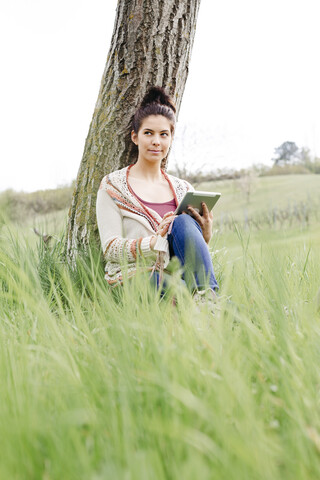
[96,86,218,294]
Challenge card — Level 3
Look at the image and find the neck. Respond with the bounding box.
[131,159,163,181]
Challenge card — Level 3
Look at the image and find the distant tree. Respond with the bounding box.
[301,150,320,174]
[66,0,202,257]
[272,141,299,165]
[298,146,311,164]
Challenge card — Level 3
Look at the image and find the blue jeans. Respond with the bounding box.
[153,214,219,292]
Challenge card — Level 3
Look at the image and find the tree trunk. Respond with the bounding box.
[66,0,201,256]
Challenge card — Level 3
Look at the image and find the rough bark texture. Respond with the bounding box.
[66,0,201,255]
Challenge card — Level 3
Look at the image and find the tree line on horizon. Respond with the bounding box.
[171,140,320,185]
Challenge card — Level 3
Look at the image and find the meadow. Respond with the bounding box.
[0,174,320,479]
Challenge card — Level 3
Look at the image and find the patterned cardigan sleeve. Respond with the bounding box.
[96,187,156,264]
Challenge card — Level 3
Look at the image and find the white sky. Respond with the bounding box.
[1,0,319,192]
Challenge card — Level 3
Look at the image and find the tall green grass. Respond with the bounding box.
[0,218,320,479]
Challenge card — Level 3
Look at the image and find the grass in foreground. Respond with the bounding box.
[0,220,320,479]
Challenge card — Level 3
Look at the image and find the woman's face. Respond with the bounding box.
[131,115,173,164]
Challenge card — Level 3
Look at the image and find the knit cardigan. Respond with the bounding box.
[96,165,193,286]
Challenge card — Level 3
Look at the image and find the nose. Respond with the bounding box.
[152,135,160,145]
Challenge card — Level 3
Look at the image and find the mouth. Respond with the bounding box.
[148,150,162,153]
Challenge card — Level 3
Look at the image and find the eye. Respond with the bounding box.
[161,132,169,137]
[144,131,151,135]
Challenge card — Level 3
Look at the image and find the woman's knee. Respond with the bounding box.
[172,213,201,235]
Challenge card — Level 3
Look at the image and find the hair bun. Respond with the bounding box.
[141,86,176,113]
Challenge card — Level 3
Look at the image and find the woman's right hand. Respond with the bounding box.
[157,211,176,236]
[151,211,176,249]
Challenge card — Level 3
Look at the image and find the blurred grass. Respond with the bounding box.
[0,175,320,479]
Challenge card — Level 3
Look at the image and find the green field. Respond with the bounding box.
[199,173,320,229]
[0,174,320,479]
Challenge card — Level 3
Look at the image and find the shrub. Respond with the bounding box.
[0,184,73,223]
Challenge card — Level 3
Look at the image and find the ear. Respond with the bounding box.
[131,130,138,145]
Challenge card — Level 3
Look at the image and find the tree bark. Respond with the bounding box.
[66,0,201,256]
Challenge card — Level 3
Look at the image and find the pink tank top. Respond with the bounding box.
[134,192,177,218]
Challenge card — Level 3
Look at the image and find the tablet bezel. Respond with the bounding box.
[175,191,221,215]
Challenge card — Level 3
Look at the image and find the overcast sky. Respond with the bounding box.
[1,0,319,192]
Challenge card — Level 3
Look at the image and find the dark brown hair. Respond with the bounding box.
[132,86,176,134]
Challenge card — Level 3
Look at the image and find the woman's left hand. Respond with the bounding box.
[187,202,213,244]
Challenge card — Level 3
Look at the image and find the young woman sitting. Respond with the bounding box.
[96,86,218,295]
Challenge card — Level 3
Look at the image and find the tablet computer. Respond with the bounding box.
[175,191,221,215]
